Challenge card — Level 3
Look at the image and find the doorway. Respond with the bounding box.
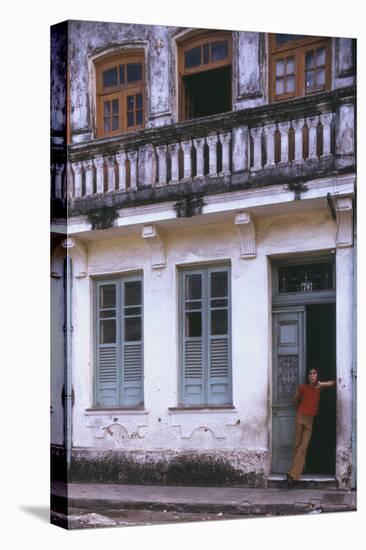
[271,257,337,476]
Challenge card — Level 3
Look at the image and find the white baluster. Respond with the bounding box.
[106,156,116,192]
[219,132,231,176]
[292,119,305,163]
[116,151,127,191]
[193,138,205,179]
[169,143,180,184]
[156,145,167,186]
[206,134,218,177]
[263,124,276,168]
[232,126,249,173]
[181,140,192,180]
[278,121,290,165]
[93,155,105,194]
[82,160,94,196]
[321,113,333,158]
[307,116,319,159]
[72,162,83,198]
[251,127,262,171]
[54,163,65,198]
[127,151,138,190]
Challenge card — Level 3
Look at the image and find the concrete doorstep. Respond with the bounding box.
[51,482,357,518]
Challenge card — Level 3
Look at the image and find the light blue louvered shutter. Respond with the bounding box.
[208,269,231,405]
[182,272,205,405]
[122,279,143,406]
[96,282,119,406]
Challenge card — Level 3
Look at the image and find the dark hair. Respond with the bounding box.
[307,367,320,375]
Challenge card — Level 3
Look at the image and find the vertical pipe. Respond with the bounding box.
[63,255,73,470]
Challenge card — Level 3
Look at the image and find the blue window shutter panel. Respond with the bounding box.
[123,342,143,406]
[183,338,204,405]
[208,336,230,405]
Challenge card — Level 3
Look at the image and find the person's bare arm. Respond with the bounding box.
[291,387,302,407]
[315,380,336,388]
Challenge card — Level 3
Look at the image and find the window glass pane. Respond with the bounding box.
[127,112,134,127]
[185,46,201,68]
[211,299,227,308]
[276,78,285,95]
[125,317,142,341]
[103,67,118,88]
[104,101,111,116]
[185,274,202,300]
[125,281,142,306]
[186,312,202,337]
[211,271,228,298]
[316,48,326,66]
[100,285,116,308]
[100,319,116,344]
[211,41,228,62]
[186,301,202,310]
[104,118,111,133]
[112,116,119,130]
[211,309,228,335]
[203,43,209,63]
[127,95,134,110]
[124,306,142,316]
[136,110,143,125]
[275,34,305,46]
[316,68,325,86]
[100,309,116,319]
[276,59,285,77]
[112,99,119,114]
[127,63,142,82]
[305,70,314,89]
[119,64,125,84]
[305,51,314,69]
[286,75,295,92]
[136,93,143,109]
[286,57,295,74]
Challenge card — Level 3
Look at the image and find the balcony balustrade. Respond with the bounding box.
[51,88,355,207]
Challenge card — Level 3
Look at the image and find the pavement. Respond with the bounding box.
[51,481,357,519]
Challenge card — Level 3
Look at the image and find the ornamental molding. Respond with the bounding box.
[235,211,256,259]
[142,224,166,269]
[51,237,88,278]
[335,196,353,248]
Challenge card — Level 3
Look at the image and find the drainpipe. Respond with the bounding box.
[63,255,73,470]
[351,214,357,488]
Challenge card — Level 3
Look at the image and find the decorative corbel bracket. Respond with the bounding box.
[51,237,88,278]
[142,224,166,269]
[335,196,354,248]
[235,212,256,259]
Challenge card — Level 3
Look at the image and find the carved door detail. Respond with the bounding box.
[272,307,305,473]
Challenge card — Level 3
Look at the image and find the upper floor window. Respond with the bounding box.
[269,34,331,102]
[95,52,145,138]
[178,31,232,120]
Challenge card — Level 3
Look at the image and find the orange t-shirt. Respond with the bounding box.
[297,384,321,416]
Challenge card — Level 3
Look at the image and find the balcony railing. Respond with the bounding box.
[51,87,355,207]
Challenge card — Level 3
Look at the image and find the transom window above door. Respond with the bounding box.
[269,34,331,102]
[95,52,145,137]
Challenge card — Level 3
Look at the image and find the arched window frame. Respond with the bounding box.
[268,34,332,102]
[94,49,146,138]
[177,30,233,121]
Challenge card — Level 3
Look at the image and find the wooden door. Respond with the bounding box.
[272,307,305,473]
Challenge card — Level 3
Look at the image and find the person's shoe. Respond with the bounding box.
[286,474,294,487]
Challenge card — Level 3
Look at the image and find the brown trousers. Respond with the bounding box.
[288,412,314,480]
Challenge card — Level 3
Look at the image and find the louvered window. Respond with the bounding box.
[95,276,143,407]
[180,266,232,406]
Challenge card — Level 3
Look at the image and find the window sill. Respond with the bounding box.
[85,407,149,416]
[168,406,236,414]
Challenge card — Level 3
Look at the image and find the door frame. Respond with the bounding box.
[270,254,336,476]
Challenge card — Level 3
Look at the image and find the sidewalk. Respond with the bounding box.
[51,481,356,517]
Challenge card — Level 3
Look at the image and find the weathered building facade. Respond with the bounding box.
[51,21,356,490]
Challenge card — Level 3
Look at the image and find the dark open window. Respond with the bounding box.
[178,32,232,121]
